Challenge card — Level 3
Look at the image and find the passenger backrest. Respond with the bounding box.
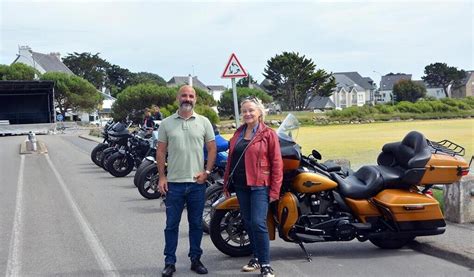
[377,131,431,169]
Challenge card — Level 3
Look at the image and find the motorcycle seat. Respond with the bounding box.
[331,165,385,199]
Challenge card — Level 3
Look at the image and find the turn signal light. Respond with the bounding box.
[461,169,469,176]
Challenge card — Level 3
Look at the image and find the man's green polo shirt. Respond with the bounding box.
[157,111,215,183]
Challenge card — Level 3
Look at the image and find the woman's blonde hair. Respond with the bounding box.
[240,96,266,122]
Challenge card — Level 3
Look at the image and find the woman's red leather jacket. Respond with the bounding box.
[223,122,283,200]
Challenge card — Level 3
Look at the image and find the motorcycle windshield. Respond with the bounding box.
[277,113,300,143]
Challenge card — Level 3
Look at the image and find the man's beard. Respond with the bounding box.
[180,101,194,112]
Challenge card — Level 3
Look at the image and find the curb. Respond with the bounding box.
[79,134,102,143]
[408,240,474,269]
[19,140,48,155]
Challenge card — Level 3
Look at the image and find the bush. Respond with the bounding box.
[218,87,272,116]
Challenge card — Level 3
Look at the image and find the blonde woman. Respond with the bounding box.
[223,96,283,277]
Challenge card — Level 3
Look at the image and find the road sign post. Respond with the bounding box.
[221,53,247,127]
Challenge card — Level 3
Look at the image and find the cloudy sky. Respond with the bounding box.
[0,0,472,87]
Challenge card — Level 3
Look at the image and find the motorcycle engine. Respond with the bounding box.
[333,219,356,241]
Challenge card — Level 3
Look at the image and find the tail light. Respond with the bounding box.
[461,168,470,176]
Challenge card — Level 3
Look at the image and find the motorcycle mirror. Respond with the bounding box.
[312,150,322,160]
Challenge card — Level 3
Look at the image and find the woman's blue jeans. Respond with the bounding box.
[235,187,270,265]
[163,182,206,265]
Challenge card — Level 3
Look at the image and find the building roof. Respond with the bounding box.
[334,72,374,90]
[167,76,208,91]
[305,96,335,110]
[207,85,227,91]
[33,51,74,74]
[380,73,412,91]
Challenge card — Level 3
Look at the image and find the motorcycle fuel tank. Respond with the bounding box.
[292,172,338,193]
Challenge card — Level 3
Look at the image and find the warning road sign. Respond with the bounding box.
[221,53,247,78]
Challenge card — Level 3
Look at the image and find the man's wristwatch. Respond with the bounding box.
[205,170,211,175]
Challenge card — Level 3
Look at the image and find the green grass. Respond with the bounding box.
[222,118,474,169]
[432,188,445,213]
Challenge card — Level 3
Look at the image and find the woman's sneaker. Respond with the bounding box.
[241,258,260,272]
[260,265,275,277]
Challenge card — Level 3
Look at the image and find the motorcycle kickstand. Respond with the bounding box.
[298,242,312,262]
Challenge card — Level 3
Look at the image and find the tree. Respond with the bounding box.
[422,63,466,98]
[129,72,166,87]
[105,65,133,97]
[40,72,103,116]
[63,52,111,90]
[236,74,258,87]
[0,63,39,80]
[111,84,218,123]
[217,87,272,117]
[263,52,335,110]
[392,80,426,103]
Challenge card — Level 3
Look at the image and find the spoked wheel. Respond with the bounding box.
[137,163,162,199]
[202,184,223,234]
[209,209,252,257]
[106,152,135,177]
[91,143,108,167]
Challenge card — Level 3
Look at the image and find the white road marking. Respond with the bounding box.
[45,154,119,276]
[6,155,25,277]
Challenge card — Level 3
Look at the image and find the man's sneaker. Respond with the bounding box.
[241,258,260,272]
[260,265,275,277]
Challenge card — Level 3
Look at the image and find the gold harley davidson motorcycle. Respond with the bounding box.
[209,114,471,261]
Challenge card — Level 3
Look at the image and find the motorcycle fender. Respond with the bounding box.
[213,196,240,210]
[277,192,299,239]
[145,156,155,162]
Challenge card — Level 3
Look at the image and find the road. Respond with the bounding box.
[0,132,471,276]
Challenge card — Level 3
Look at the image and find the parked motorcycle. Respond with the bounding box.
[90,120,116,166]
[136,135,229,200]
[105,131,157,177]
[209,114,470,260]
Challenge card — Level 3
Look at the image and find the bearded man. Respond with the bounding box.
[157,85,216,277]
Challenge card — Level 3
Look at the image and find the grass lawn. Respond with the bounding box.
[222,118,473,169]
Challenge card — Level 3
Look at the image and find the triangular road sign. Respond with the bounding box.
[221,53,248,78]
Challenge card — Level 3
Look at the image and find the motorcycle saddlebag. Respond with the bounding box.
[419,153,469,185]
[372,189,445,231]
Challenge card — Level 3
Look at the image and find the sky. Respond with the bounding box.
[0,0,472,88]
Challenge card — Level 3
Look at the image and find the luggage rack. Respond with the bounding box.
[427,139,465,157]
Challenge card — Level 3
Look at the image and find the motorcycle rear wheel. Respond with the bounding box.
[91,143,108,167]
[137,163,162,199]
[209,209,252,257]
[369,236,415,249]
[202,184,223,234]
[107,152,135,177]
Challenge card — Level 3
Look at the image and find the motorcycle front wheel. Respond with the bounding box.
[137,163,162,199]
[209,209,252,257]
[134,158,154,187]
[91,143,108,167]
[202,184,223,234]
[106,152,135,177]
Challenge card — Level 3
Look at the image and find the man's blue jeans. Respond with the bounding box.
[235,187,270,265]
[163,182,206,265]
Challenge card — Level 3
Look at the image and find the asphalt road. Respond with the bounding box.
[0,133,472,276]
